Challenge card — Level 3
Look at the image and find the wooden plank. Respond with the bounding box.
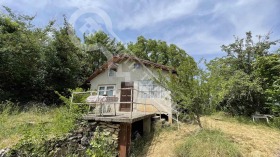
[119,123,132,157]
[120,82,134,112]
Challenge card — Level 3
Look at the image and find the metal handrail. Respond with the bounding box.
[70,88,178,122]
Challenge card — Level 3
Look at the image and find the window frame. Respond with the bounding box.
[108,69,116,77]
[98,85,116,96]
[138,80,164,98]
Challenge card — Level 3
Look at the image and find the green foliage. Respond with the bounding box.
[0,7,125,104]
[83,31,125,72]
[271,117,280,129]
[56,88,90,115]
[0,100,19,115]
[0,102,77,149]
[157,57,210,127]
[254,54,280,115]
[207,32,279,116]
[127,36,188,67]
[86,127,118,157]
[175,129,241,157]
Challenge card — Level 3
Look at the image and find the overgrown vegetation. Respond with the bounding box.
[175,129,241,157]
[130,121,174,157]
[0,101,77,149]
[210,112,280,130]
[0,87,89,150]
[86,127,118,157]
[206,32,280,116]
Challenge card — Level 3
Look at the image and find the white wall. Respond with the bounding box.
[90,59,172,114]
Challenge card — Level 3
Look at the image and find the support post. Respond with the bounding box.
[143,117,151,135]
[130,88,133,118]
[119,123,132,157]
[168,113,172,124]
[114,103,116,116]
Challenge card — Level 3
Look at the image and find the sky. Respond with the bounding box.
[1,0,280,62]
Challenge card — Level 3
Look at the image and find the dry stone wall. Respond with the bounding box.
[0,121,120,157]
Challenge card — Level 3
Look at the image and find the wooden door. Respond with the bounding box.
[120,82,133,112]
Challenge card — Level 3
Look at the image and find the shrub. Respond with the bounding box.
[86,127,118,157]
[272,117,280,129]
[55,88,90,115]
[0,101,19,115]
[175,129,241,157]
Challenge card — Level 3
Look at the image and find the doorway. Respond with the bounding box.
[120,82,133,112]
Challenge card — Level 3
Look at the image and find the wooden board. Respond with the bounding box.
[120,82,133,112]
[119,123,132,157]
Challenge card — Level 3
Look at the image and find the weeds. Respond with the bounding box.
[210,112,280,130]
[0,103,77,149]
[175,129,241,157]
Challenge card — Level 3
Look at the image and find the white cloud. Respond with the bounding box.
[162,0,280,56]
[1,0,279,58]
[117,0,200,30]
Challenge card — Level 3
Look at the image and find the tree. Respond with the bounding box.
[127,36,188,67]
[0,7,50,102]
[254,53,280,115]
[157,57,208,128]
[207,32,279,116]
[83,31,125,75]
[44,19,83,103]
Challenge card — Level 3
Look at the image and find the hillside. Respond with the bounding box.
[142,115,280,157]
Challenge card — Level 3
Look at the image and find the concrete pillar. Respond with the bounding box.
[168,113,173,124]
[119,123,131,157]
[143,117,151,134]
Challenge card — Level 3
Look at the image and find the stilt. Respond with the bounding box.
[119,123,132,157]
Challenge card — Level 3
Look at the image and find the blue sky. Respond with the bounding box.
[1,0,280,61]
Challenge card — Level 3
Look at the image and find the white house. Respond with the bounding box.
[86,55,177,123]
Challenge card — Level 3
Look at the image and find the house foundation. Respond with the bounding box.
[84,112,154,157]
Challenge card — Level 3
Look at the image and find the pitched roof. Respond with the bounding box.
[86,54,176,82]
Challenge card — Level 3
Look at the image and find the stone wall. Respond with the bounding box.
[0,121,120,157]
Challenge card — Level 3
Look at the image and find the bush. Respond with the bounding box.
[86,127,118,157]
[0,101,20,115]
[175,129,241,157]
[55,88,90,115]
[272,117,280,129]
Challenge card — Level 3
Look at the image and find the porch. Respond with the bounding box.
[83,112,155,123]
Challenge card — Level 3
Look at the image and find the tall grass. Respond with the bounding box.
[0,101,77,149]
[210,112,280,130]
[175,129,241,157]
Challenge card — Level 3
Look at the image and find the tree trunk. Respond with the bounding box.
[195,113,203,128]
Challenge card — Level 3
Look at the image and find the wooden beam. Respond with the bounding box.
[119,123,132,157]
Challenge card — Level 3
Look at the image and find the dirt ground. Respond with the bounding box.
[144,117,280,157]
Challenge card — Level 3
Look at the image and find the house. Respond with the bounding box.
[86,54,177,123]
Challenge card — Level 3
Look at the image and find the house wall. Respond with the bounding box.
[89,60,173,117]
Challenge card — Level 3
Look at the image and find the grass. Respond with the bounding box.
[210,112,280,130]
[0,102,77,149]
[145,114,280,157]
[202,113,280,157]
[130,121,162,157]
[175,129,241,157]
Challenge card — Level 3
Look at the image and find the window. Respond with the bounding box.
[98,85,115,96]
[108,69,116,77]
[134,63,142,69]
[139,80,164,98]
